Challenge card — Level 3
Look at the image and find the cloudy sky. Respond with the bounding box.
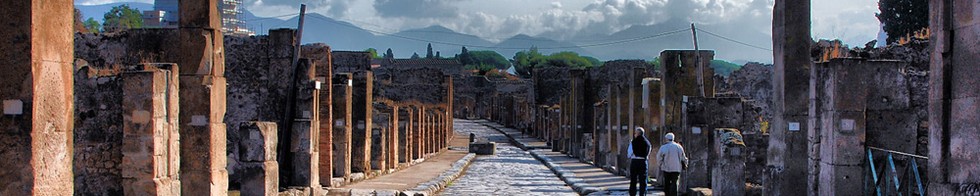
[76,0,883,47]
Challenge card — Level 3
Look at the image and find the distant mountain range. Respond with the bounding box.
[77,2,773,63]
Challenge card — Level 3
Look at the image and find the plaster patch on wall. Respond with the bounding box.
[190,115,208,126]
[3,100,23,115]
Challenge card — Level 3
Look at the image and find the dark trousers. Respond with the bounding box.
[663,171,681,196]
[629,159,648,196]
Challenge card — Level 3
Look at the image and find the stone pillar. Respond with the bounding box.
[370,113,388,171]
[390,106,400,169]
[712,128,745,196]
[177,0,229,194]
[446,76,454,140]
[409,107,420,161]
[426,110,434,154]
[765,0,812,195]
[308,45,334,188]
[398,108,411,164]
[331,73,353,180]
[928,1,980,194]
[121,66,181,195]
[643,78,664,178]
[613,86,627,175]
[290,59,320,187]
[0,0,74,195]
[351,71,373,174]
[415,107,423,157]
[239,122,279,196]
[814,59,894,195]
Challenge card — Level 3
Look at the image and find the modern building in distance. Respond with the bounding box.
[143,0,254,36]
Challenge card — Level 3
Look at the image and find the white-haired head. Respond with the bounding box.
[665,132,675,141]
[634,127,645,136]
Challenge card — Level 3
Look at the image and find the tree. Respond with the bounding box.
[465,51,510,69]
[459,46,474,65]
[411,52,420,59]
[436,51,441,59]
[876,0,928,44]
[74,8,86,32]
[511,48,599,77]
[384,48,394,59]
[425,43,434,59]
[102,4,144,32]
[84,18,102,33]
[365,48,379,59]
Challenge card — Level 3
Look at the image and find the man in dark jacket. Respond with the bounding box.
[627,127,652,196]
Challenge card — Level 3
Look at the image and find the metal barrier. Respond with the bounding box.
[866,146,927,196]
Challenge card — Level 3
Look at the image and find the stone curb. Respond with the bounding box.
[479,122,602,195]
[402,153,477,196]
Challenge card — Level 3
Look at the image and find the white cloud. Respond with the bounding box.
[79,0,882,50]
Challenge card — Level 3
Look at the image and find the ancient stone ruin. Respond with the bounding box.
[1,0,978,195]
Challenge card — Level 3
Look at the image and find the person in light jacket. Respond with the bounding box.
[627,127,652,196]
[657,132,688,196]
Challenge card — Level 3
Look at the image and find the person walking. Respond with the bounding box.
[657,132,688,196]
[627,127,652,196]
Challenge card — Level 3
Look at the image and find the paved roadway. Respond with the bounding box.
[440,120,576,195]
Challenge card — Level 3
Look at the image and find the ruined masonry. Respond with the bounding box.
[1,0,978,195]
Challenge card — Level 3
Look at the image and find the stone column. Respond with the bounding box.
[398,108,411,164]
[121,66,181,195]
[928,0,980,194]
[712,128,745,196]
[426,110,434,154]
[446,76,454,140]
[239,122,279,196]
[290,59,320,188]
[814,59,893,195]
[307,45,334,188]
[643,78,664,178]
[351,71,373,174]
[0,0,74,195]
[415,107,423,157]
[409,107,420,161]
[370,113,388,172]
[390,106,400,169]
[331,73,353,180]
[177,0,229,194]
[765,0,813,195]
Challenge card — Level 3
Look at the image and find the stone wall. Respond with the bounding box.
[72,69,124,195]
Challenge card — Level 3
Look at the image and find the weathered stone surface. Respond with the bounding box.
[332,73,354,180]
[351,71,374,174]
[121,68,181,196]
[712,128,745,196]
[0,0,75,195]
[240,122,278,162]
[241,161,279,196]
[766,0,812,195]
[468,142,496,155]
[928,0,980,194]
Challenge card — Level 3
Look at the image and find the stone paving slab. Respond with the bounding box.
[482,122,664,195]
[440,120,576,195]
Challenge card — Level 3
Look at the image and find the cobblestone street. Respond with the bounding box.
[440,120,576,195]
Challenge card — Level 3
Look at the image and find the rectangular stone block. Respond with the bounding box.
[241,161,279,196]
[291,120,320,187]
[178,0,221,29]
[121,69,179,195]
[178,28,221,75]
[469,142,496,155]
[240,122,278,162]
